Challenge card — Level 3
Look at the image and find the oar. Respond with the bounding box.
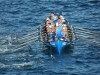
[14,24,42,41]
[28,24,41,31]
[15,36,39,48]
[75,30,100,37]
[74,27,100,35]
[79,38,100,46]
[17,33,39,44]
[74,27,93,32]
[75,27,100,33]
[14,25,40,39]
[74,28,100,39]
[75,32,100,39]
[0,38,39,54]
[50,44,55,60]
[16,30,39,41]
[14,41,48,54]
[14,38,39,52]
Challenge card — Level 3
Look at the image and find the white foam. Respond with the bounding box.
[0,45,9,53]
[0,63,10,68]
[12,61,34,68]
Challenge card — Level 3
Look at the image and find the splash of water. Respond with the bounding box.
[8,35,12,46]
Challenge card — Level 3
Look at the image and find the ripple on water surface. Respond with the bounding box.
[0,0,100,75]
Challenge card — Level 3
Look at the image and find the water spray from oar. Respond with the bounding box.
[8,34,12,46]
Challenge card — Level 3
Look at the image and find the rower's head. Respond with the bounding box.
[56,15,59,20]
[46,17,50,21]
[57,20,61,25]
[51,12,55,17]
[60,15,64,20]
[63,21,66,24]
[46,20,51,25]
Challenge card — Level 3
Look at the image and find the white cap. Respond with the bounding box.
[63,27,66,29]
[62,19,65,22]
[63,24,66,26]
[46,17,50,21]
[60,15,64,20]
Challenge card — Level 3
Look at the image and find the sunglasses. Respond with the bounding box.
[48,23,51,24]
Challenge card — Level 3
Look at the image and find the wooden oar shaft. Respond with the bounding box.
[16,24,42,41]
[79,38,100,46]
[75,32,99,36]
[76,30,93,34]
[16,36,39,47]
[75,32,100,39]
[74,27,100,35]
[75,30,100,36]
[30,25,41,30]
[15,37,39,51]
[16,30,39,41]
[74,27,92,32]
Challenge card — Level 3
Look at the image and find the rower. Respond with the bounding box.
[53,15,59,25]
[51,12,56,21]
[61,22,68,41]
[45,20,55,41]
[46,16,51,21]
[51,12,57,25]
[59,15,67,24]
[55,20,63,40]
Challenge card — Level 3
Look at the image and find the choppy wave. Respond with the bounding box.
[0,0,100,75]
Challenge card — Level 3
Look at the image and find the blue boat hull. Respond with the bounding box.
[49,40,70,54]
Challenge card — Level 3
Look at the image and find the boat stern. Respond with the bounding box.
[50,40,69,54]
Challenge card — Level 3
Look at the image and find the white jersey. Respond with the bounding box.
[56,22,59,27]
[51,16,56,21]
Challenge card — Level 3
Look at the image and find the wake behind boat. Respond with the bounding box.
[40,13,75,54]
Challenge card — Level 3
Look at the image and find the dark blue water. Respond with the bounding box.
[0,0,100,75]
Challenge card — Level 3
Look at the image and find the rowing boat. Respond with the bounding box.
[40,23,75,54]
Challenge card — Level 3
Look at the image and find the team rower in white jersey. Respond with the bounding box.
[45,12,68,41]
